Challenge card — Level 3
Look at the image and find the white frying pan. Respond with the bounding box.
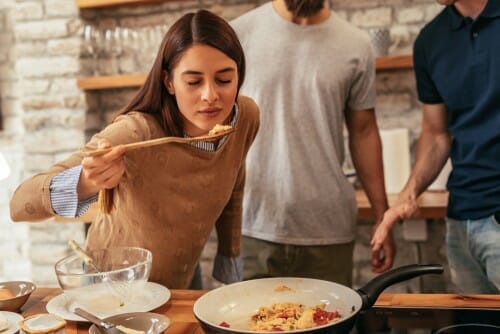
[194,264,443,334]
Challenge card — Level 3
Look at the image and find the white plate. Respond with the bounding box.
[0,311,24,334]
[46,282,171,322]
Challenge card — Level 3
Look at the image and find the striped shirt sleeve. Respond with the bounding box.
[212,254,243,284]
[49,165,97,217]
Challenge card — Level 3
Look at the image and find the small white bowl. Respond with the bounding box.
[0,281,36,312]
[0,311,24,334]
[89,312,170,334]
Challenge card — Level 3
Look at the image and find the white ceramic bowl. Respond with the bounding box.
[88,312,170,334]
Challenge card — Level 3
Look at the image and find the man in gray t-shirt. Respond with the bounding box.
[231,0,395,285]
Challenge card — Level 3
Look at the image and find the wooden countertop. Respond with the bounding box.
[356,190,448,220]
[20,288,499,334]
[22,289,206,334]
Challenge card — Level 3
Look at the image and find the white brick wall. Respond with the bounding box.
[13,2,43,21]
[0,0,86,286]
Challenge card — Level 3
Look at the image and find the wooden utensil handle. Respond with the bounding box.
[68,240,94,266]
[84,128,234,157]
[86,147,113,157]
[85,137,185,157]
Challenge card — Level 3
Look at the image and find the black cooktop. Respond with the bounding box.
[352,306,500,333]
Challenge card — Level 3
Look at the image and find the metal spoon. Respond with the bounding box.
[74,308,126,334]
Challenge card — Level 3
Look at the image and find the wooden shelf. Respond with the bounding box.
[77,73,146,90]
[376,54,413,70]
[77,55,414,91]
[76,0,171,9]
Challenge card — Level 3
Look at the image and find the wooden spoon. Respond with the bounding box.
[84,127,234,157]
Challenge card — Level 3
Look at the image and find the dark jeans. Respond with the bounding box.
[189,263,203,289]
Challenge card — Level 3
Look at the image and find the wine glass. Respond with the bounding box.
[120,27,140,73]
[102,27,123,75]
[82,24,102,76]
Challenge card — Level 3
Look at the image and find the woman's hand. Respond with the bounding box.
[77,139,126,200]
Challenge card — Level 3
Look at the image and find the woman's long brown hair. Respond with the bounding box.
[99,9,246,214]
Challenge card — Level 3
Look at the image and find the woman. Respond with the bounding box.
[10,10,260,289]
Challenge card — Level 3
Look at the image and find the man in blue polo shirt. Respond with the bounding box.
[371,0,499,294]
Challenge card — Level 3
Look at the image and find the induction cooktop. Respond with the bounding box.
[352,305,500,333]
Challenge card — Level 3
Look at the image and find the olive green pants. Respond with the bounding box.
[242,236,354,287]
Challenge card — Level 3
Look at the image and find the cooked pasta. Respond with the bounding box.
[249,302,341,331]
[208,124,232,135]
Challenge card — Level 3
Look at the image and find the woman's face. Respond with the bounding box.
[164,44,239,137]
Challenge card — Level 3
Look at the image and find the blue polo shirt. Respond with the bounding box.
[413,1,500,220]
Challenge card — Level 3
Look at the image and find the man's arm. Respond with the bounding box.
[371,103,451,251]
[403,103,451,199]
[346,107,395,273]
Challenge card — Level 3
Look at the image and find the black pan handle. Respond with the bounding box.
[357,264,443,309]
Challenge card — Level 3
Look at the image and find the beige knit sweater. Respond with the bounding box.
[10,95,260,289]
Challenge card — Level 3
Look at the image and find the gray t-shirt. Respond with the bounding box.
[231,3,376,245]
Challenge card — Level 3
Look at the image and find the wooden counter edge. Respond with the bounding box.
[22,289,500,318]
[375,293,500,308]
[357,190,448,220]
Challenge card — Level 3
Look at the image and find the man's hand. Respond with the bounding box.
[371,196,419,253]
[371,223,395,273]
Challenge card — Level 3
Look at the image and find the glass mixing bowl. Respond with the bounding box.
[55,247,152,313]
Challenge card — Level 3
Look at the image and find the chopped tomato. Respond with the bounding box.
[219,321,230,328]
[313,308,340,325]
